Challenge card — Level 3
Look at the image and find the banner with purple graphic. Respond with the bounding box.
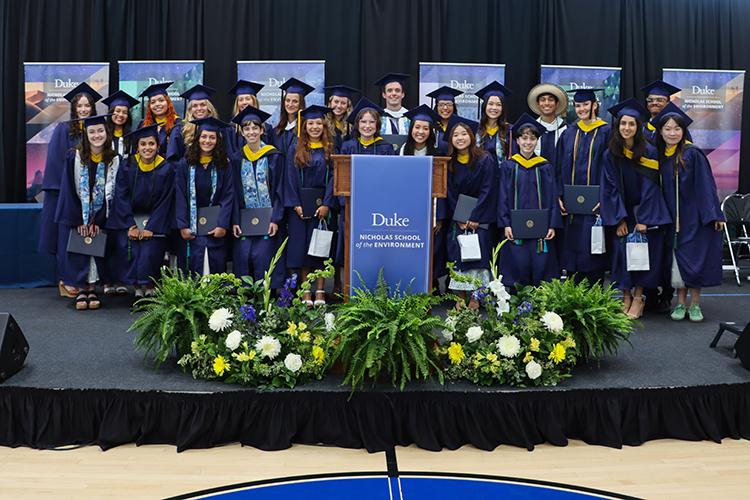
[237,61,325,126]
[540,65,621,124]
[118,60,204,124]
[24,62,109,200]
[419,63,506,121]
[663,68,745,198]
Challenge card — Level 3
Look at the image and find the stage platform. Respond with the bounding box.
[1,283,749,452]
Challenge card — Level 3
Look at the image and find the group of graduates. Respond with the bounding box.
[37,72,726,322]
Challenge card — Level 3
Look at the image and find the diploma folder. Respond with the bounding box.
[510,209,549,240]
[196,205,221,236]
[382,134,408,151]
[563,184,600,215]
[240,207,273,236]
[300,188,325,218]
[66,229,107,258]
[453,194,488,230]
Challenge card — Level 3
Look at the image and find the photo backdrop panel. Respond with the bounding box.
[540,65,621,124]
[419,63,506,121]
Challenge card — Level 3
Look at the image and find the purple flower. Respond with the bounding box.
[277,275,296,307]
[471,286,489,302]
[517,300,533,316]
[290,273,298,290]
[240,304,256,323]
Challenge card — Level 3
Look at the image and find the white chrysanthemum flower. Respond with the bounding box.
[208,308,233,332]
[224,330,242,351]
[441,329,454,342]
[324,312,336,332]
[495,299,510,317]
[541,311,564,333]
[466,326,483,343]
[445,315,457,329]
[496,335,521,358]
[255,335,282,359]
[284,353,303,373]
[526,360,542,380]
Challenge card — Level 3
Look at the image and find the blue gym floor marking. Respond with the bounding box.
[170,472,639,500]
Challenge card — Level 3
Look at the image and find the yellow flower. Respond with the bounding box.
[447,342,465,365]
[486,352,498,363]
[298,322,307,331]
[190,341,200,354]
[213,355,230,376]
[299,331,311,342]
[562,337,576,349]
[312,345,326,365]
[234,350,256,362]
[286,321,298,336]
[523,351,533,363]
[548,343,566,364]
[530,337,540,352]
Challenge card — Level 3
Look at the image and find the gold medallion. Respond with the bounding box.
[84,237,93,245]
[199,217,207,225]
[526,220,534,228]
[251,217,260,225]
[577,195,585,204]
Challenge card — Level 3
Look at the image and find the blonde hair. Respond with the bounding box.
[182,100,219,148]
[324,95,352,137]
[232,95,259,135]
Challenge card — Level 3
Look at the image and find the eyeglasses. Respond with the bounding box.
[646,98,669,104]
[437,103,453,109]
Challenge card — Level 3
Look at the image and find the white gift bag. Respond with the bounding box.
[591,217,606,254]
[308,219,333,258]
[457,230,481,262]
[626,231,650,271]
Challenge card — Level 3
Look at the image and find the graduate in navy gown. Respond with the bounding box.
[324,85,358,150]
[555,88,611,285]
[475,81,513,166]
[285,105,335,306]
[54,115,120,310]
[102,90,139,159]
[399,105,448,291]
[174,117,234,275]
[335,98,396,270]
[228,80,272,156]
[168,84,231,161]
[527,83,568,165]
[272,78,314,156]
[137,82,181,158]
[39,82,102,297]
[375,73,411,135]
[654,103,725,322]
[497,114,561,287]
[230,106,287,289]
[641,80,681,144]
[600,99,672,320]
[107,125,175,297]
[428,86,462,145]
[437,116,496,308]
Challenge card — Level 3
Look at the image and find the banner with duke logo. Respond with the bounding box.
[24,62,109,200]
[540,64,621,124]
[350,156,433,294]
[663,68,745,199]
[419,63,506,121]
[237,61,325,126]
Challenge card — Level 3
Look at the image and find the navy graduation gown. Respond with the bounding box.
[477,127,511,167]
[334,138,395,266]
[497,155,562,287]
[107,156,175,286]
[555,120,611,281]
[600,146,672,290]
[166,122,236,161]
[271,124,298,156]
[137,117,181,158]
[439,153,496,272]
[660,145,724,288]
[231,146,287,288]
[174,159,234,274]
[284,144,335,269]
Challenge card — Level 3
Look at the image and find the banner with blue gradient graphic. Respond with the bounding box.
[419,63,506,121]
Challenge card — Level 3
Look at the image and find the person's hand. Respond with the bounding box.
[294,206,304,219]
[559,198,568,216]
[466,220,479,231]
[88,224,100,237]
[268,222,279,237]
[232,224,242,238]
[504,226,514,241]
[544,228,555,240]
[141,229,154,239]
[592,202,600,214]
[315,205,329,219]
[616,220,629,237]
[77,225,89,237]
[715,220,726,231]
[458,222,468,231]
[635,223,647,234]
[180,228,195,241]
[127,226,140,240]
[434,220,443,234]
[208,227,227,238]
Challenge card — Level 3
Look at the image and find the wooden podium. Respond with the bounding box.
[332,154,449,299]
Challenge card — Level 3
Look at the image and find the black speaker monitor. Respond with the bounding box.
[0,313,29,382]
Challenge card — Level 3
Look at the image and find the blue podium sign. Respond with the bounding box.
[350,155,433,294]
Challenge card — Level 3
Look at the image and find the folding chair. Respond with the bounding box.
[710,321,750,357]
[720,193,750,286]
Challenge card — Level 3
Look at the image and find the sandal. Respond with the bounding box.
[313,291,326,307]
[626,296,645,320]
[74,293,89,310]
[622,295,632,313]
[103,285,117,296]
[59,282,80,298]
[87,293,101,310]
[115,285,129,295]
[302,291,313,308]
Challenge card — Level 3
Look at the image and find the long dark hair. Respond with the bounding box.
[608,115,647,163]
[185,129,229,167]
[655,115,689,171]
[478,96,509,153]
[78,126,117,166]
[402,119,439,155]
[446,123,486,172]
[68,93,93,136]
[275,92,306,135]
[106,105,133,151]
